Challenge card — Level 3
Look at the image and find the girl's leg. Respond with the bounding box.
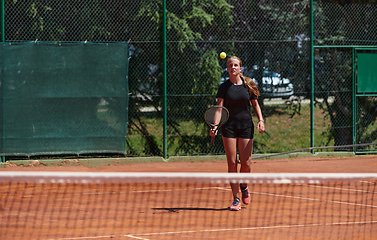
[238,138,253,204]
[238,138,253,175]
[222,136,239,199]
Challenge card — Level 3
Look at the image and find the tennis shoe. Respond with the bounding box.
[241,187,250,205]
[230,198,241,211]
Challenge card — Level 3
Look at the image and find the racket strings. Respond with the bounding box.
[205,108,229,126]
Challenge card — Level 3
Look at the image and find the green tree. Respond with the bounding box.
[127,0,234,156]
[314,0,377,148]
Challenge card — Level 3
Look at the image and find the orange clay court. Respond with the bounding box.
[0,155,376,240]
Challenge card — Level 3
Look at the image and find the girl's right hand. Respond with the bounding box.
[209,129,218,137]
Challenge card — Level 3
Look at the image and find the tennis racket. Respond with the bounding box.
[204,105,229,146]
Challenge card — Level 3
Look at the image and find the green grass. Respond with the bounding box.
[126,103,334,156]
[255,104,333,153]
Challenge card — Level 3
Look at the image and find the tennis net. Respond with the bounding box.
[0,172,376,240]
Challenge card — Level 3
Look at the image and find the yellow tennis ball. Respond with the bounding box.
[220,52,226,59]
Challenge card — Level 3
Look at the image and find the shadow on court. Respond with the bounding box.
[153,207,229,212]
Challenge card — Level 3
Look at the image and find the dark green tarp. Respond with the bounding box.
[0,42,129,156]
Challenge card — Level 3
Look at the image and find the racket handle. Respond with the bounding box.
[211,136,215,146]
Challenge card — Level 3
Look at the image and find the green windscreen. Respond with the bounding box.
[357,52,377,94]
[0,43,129,156]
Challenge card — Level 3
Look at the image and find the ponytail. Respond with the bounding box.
[240,73,259,101]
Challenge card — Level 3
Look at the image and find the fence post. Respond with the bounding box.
[310,0,315,153]
[0,0,4,162]
[0,0,4,42]
[162,0,167,159]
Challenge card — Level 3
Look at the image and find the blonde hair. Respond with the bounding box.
[227,56,260,100]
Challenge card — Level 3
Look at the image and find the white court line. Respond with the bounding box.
[128,220,377,238]
[54,220,377,240]
[39,187,223,196]
[123,235,150,240]
[55,236,121,240]
[134,184,377,208]
[250,191,377,208]
[55,235,150,240]
[134,186,227,193]
[306,183,377,194]
[142,184,377,208]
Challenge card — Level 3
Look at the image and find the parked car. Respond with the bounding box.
[220,66,294,99]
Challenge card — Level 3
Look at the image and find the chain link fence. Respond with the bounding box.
[313,1,377,153]
[2,0,377,158]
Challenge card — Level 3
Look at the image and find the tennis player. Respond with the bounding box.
[210,56,265,211]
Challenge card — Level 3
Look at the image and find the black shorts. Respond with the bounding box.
[222,126,254,139]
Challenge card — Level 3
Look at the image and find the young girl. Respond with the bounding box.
[210,56,265,211]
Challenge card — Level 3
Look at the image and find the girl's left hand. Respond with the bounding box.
[257,121,265,133]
